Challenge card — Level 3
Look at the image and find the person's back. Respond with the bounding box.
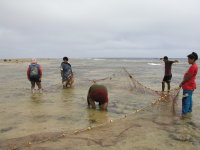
[164,61,173,76]
[29,64,40,78]
[87,84,108,110]
[88,84,107,93]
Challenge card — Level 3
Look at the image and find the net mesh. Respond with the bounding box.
[0,68,180,150]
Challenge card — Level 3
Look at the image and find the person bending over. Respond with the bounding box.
[87,84,108,110]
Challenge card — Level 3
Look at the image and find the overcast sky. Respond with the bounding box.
[0,0,200,58]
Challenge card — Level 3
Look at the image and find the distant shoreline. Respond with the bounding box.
[0,57,187,63]
[0,57,186,60]
[0,58,50,63]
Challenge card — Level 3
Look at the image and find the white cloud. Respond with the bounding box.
[0,0,200,58]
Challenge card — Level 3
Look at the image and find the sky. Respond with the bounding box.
[0,0,200,58]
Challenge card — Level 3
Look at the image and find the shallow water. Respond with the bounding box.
[0,58,200,150]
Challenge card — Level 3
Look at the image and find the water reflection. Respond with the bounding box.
[28,93,49,125]
[86,109,109,125]
[30,92,44,103]
[60,87,75,102]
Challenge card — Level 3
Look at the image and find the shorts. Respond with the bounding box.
[163,75,172,82]
[90,89,108,105]
[30,77,41,82]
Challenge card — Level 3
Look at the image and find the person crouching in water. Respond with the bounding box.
[60,57,74,88]
[27,58,42,93]
[87,84,108,110]
[179,52,198,117]
[160,56,179,92]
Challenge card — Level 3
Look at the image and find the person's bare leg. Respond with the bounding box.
[62,81,67,88]
[69,77,74,87]
[167,81,170,92]
[36,82,42,89]
[101,103,108,110]
[67,76,74,87]
[31,81,35,93]
[162,82,165,92]
[36,82,42,93]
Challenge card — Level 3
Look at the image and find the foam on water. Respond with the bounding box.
[148,63,161,66]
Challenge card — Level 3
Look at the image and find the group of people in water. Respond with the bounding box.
[27,52,198,117]
[27,57,109,110]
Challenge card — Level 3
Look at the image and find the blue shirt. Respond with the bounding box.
[60,62,72,78]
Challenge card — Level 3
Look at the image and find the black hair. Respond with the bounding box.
[187,52,198,61]
[63,57,68,61]
[163,56,168,60]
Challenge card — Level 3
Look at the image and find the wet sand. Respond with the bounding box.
[1,102,200,150]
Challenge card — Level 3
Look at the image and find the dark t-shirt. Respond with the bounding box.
[164,61,173,76]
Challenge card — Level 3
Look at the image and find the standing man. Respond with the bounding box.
[60,57,74,88]
[160,56,178,92]
[87,84,108,110]
[27,58,42,93]
[179,52,198,116]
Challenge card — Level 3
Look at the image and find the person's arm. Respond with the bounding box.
[87,95,90,106]
[88,99,96,109]
[87,87,91,106]
[68,63,73,75]
[27,67,30,81]
[60,63,64,77]
[172,60,179,63]
[87,87,96,109]
[39,65,42,81]
[61,70,63,77]
[179,74,192,87]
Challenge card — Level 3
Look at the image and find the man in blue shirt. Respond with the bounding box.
[60,57,74,88]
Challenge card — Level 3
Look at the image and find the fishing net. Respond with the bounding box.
[0,67,180,150]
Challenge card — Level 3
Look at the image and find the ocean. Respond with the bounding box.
[0,58,199,150]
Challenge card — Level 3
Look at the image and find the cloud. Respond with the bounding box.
[0,0,200,58]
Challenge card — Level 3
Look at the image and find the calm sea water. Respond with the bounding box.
[0,58,199,149]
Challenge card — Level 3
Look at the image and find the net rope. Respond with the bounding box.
[0,68,180,150]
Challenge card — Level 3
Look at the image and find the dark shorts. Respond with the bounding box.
[163,75,172,82]
[30,77,41,82]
